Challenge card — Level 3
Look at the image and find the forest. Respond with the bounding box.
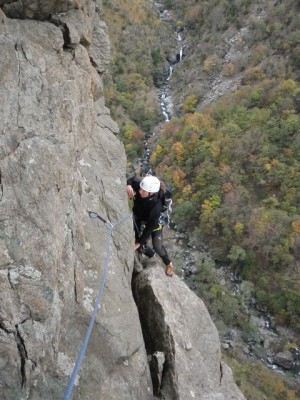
[152,79,300,331]
[101,0,300,398]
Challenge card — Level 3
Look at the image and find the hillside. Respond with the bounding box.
[102,0,176,165]
[152,0,300,329]
[164,0,300,110]
[101,0,300,399]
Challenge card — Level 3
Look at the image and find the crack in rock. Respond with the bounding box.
[15,324,28,387]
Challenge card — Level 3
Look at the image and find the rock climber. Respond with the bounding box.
[127,175,174,277]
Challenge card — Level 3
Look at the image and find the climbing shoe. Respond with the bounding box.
[165,262,174,277]
[139,245,155,258]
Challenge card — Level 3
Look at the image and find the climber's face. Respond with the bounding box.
[139,188,149,198]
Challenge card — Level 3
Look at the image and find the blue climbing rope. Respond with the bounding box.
[63,211,132,400]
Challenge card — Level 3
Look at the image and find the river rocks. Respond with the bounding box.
[273,351,294,370]
[166,53,179,65]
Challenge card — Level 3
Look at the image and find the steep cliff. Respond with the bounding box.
[0,1,245,399]
[133,261,246,400]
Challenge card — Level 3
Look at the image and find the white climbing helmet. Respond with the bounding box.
[140,175,160,193]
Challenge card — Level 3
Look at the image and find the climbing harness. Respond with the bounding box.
[64,210,132,400]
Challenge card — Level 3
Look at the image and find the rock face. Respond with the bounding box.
[133,262,246,400]
[0,2,152,399]
[0,1,245,399]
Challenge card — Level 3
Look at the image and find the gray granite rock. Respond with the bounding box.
[133,264,246,400]
[0,4,152,399]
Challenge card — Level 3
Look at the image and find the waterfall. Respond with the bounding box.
[166,65,174,81]
[131,3,186,176]
[159,26,185,120]
[155,20,185,122]
[179,46,183,61]
[159,89,170,121]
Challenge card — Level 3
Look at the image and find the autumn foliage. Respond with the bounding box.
[153,78,300,331]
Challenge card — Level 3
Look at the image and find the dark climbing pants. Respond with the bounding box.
[151,228,171,266]
[134,222,171,266]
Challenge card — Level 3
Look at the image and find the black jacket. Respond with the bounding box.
[127,177,165,245]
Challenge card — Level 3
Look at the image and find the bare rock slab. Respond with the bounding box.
[133,265,246,400]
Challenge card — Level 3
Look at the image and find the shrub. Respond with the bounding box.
[222,63,235,77]
[184,5,202,30]
[182,94,198,113]
[242,66,266,84]
[291,44,300,68]
[227,245,246,265]
[246,88,265,107]
[173,201,197,224]
[202,54,221,75]
[249,18,270,43]
[151,48,161,66]
[251,44,267,65]
[241,321,261,343]
[256,289,269,305]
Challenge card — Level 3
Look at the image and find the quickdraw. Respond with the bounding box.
[87,210,113,229]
